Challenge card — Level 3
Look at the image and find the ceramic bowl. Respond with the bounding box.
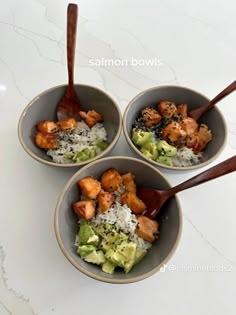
[54,156,182,284]
[123,85,227,170]
[18,84,122,167]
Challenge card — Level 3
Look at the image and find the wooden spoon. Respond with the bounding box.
[138,155,236,219]
[188,80,236,121]
[57,3,82,121]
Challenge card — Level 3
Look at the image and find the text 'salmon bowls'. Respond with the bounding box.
[54,156,182,284]
[18,84,122,167]
[123,85,227,170]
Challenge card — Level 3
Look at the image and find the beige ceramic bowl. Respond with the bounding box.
[18,84,122,167]
[54,156,182,284]
[123,85,227,170]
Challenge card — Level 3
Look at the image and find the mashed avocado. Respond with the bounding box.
[64,139,108,163]
[141,142,158,160]
[64,147,97,162]
[79,221,99,246]
[84,250,106,265]
[77,245,96,258]
[76,221,147,274]
[156,140,177,157]
[132,128,179,166]
[102,260,116,274]
[132,129,154,146]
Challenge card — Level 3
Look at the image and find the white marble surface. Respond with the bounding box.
[0,0,236,314]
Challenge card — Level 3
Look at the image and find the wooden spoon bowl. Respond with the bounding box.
[188,80,236,121]
[57,3,82,121]
[138,155,236,218]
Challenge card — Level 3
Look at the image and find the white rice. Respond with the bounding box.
[91,202,152,250]
[172,147,202,167]
[47,121,107,164]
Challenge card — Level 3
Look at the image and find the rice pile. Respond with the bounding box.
[91,202,152,251]
[47,121,107,163]
[172,147,202,167]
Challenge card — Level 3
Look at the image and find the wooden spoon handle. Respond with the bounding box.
[66,3,78,96]
[167,156,236,197]
[189,80,236,120]
[204,80,236,110]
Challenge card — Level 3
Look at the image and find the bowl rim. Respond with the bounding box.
[123,84,227,171]
[18,83,122,167]
[54,155,183,284]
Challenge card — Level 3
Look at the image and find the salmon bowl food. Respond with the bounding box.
[123,85,226,170]
[131,100,212,167]
[34,110,109,164]
[72,168,158,274]
[54,157,182,283]
[18,84,122,167]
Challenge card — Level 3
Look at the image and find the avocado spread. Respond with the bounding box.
[76,220,147,274]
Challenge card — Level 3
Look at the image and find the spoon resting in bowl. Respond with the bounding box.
[188,80,236,121]
[138,155,236,219]
[57,3,82,121]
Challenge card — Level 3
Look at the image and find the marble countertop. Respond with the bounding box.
[1,0,236,314]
